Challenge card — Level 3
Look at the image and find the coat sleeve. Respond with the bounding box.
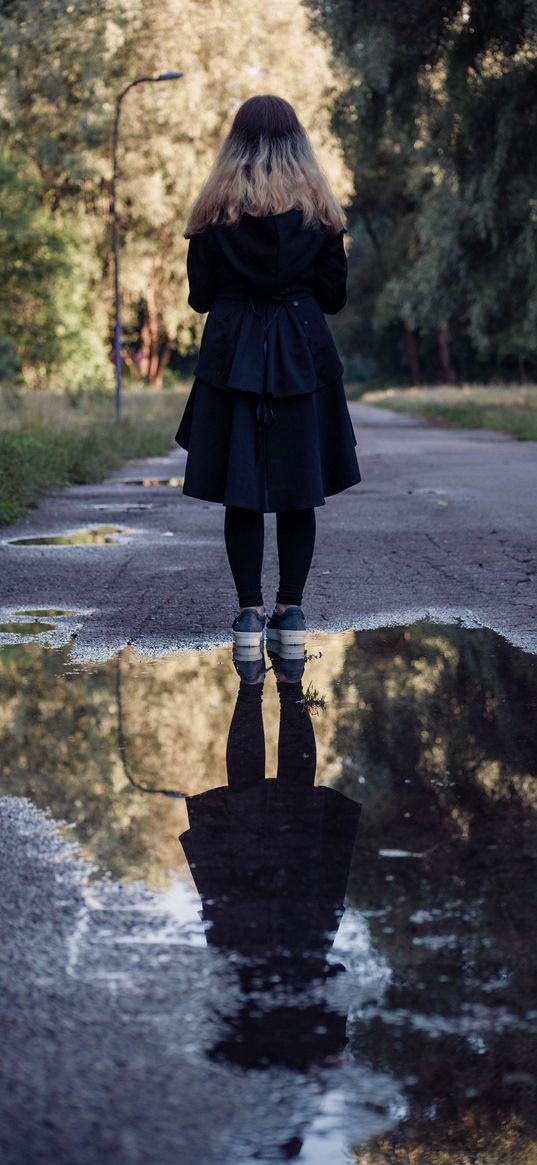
[312,229,347,315]
[186,231,218,313]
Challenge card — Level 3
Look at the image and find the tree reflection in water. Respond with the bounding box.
[333,626,537,1164]
[1,622,536,1160]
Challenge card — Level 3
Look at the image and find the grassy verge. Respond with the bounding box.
[362,385,537,440]
[0,388,187,525]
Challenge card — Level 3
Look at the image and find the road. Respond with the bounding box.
[1,402,537,1164]
[0,402,536,655]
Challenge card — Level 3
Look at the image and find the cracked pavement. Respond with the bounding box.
[0,401,536,656]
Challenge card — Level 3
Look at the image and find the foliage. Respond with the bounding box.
[0,153,112,388]
[3,0,537,388]
[0,388,186,523]
[0,635,346,881]
[0,0,350,389]
[1,620,536,1159]
[331,623,537,1161]
[304,0,537,384]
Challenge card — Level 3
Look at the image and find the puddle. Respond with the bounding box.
[0,607,91,647]
[6,525,141,546]
[120,476,184,487]
[0,620,56,635]
[15,608,77,617]
[1,621,536,1163]
[90,503,154,512]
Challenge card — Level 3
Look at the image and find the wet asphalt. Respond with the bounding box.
[1,402,536,1164]
[0,402,536,658]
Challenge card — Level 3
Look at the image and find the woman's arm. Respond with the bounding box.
[186,231,218,313]
[312,229,347,315]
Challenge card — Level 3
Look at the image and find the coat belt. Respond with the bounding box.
[246,298,282,463]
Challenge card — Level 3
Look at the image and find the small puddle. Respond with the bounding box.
[90,503,154,512]
[0,608,88,646]
[1,621,536,1162]
[0,620,56,635]
[121,477,184,487]
[7,525,141,546]
[15,608,77,617]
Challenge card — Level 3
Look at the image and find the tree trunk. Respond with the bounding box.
[437,319,457,385]
[150,342,171,390]
[138,311,152,381]
[518,355,528,385]
[144,288,161,387]
[362,210,386,274]
[404,319,421,387]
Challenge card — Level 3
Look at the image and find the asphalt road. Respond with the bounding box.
[0,402,536,656]
[1,402,536,1164]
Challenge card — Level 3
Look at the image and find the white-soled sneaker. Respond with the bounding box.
[266,606,306,647]
[231,607,266,648]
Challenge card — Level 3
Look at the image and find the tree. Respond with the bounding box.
[0,153,111,387]
[305,0,537,383]
[110,0,352,386]
[0,0,351,388]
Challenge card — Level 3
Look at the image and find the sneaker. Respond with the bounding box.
[267,643,305,683]
[231,607,266,648]
[233,646,266,685]
[266,606,306,647]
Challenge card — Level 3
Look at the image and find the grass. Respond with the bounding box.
[0,387,187,525]
[361,385,537,440]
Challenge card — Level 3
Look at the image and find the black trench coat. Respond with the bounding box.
[176,208,361,512]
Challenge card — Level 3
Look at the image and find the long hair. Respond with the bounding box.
[184,95,346,237]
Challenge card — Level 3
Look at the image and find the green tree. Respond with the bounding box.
[0,153,111,387]
[0,0,350,388]
[305,0,537,384]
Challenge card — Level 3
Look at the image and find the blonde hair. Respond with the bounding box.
[185,95,346,237]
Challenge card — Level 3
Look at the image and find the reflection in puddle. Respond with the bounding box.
[15,608,77,617]
[90,503,154,512]
[121,477,184,487]
[0,620,56,635]
[180,643,361,1083]
[0,622,536,1162]
[0,608,84,646]
[7,525,141,545]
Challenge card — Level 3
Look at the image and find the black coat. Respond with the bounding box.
[176,208,361,512]
[186,209,347,396]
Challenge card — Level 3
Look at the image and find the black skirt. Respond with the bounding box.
[175,377,361,513]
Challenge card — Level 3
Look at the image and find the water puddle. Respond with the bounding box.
[0,620,56,635]
[0,607,90,647]
[90,503,155,512]
[15,608,78,617]
[6,525,141,546]
[1,621,536,1163]
[120,476,184,487]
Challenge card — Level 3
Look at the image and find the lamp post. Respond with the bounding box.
[111,71,184,422]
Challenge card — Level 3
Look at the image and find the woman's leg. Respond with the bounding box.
[276,681,317,788]
[275,508,316,607]
[224,506,264,608]
[226,682,265,792]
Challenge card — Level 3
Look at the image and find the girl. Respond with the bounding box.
[176,94,361,647]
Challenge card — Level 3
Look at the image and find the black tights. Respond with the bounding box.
[226,680,317,792]
[224,506,316,608]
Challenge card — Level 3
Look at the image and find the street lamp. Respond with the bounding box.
[111,71,184,422]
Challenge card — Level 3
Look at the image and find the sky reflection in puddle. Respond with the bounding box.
[6,525,141,545]
[0,621,536,1163]
[120,476,184,487]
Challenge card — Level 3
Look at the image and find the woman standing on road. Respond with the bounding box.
[176,94,360,647]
